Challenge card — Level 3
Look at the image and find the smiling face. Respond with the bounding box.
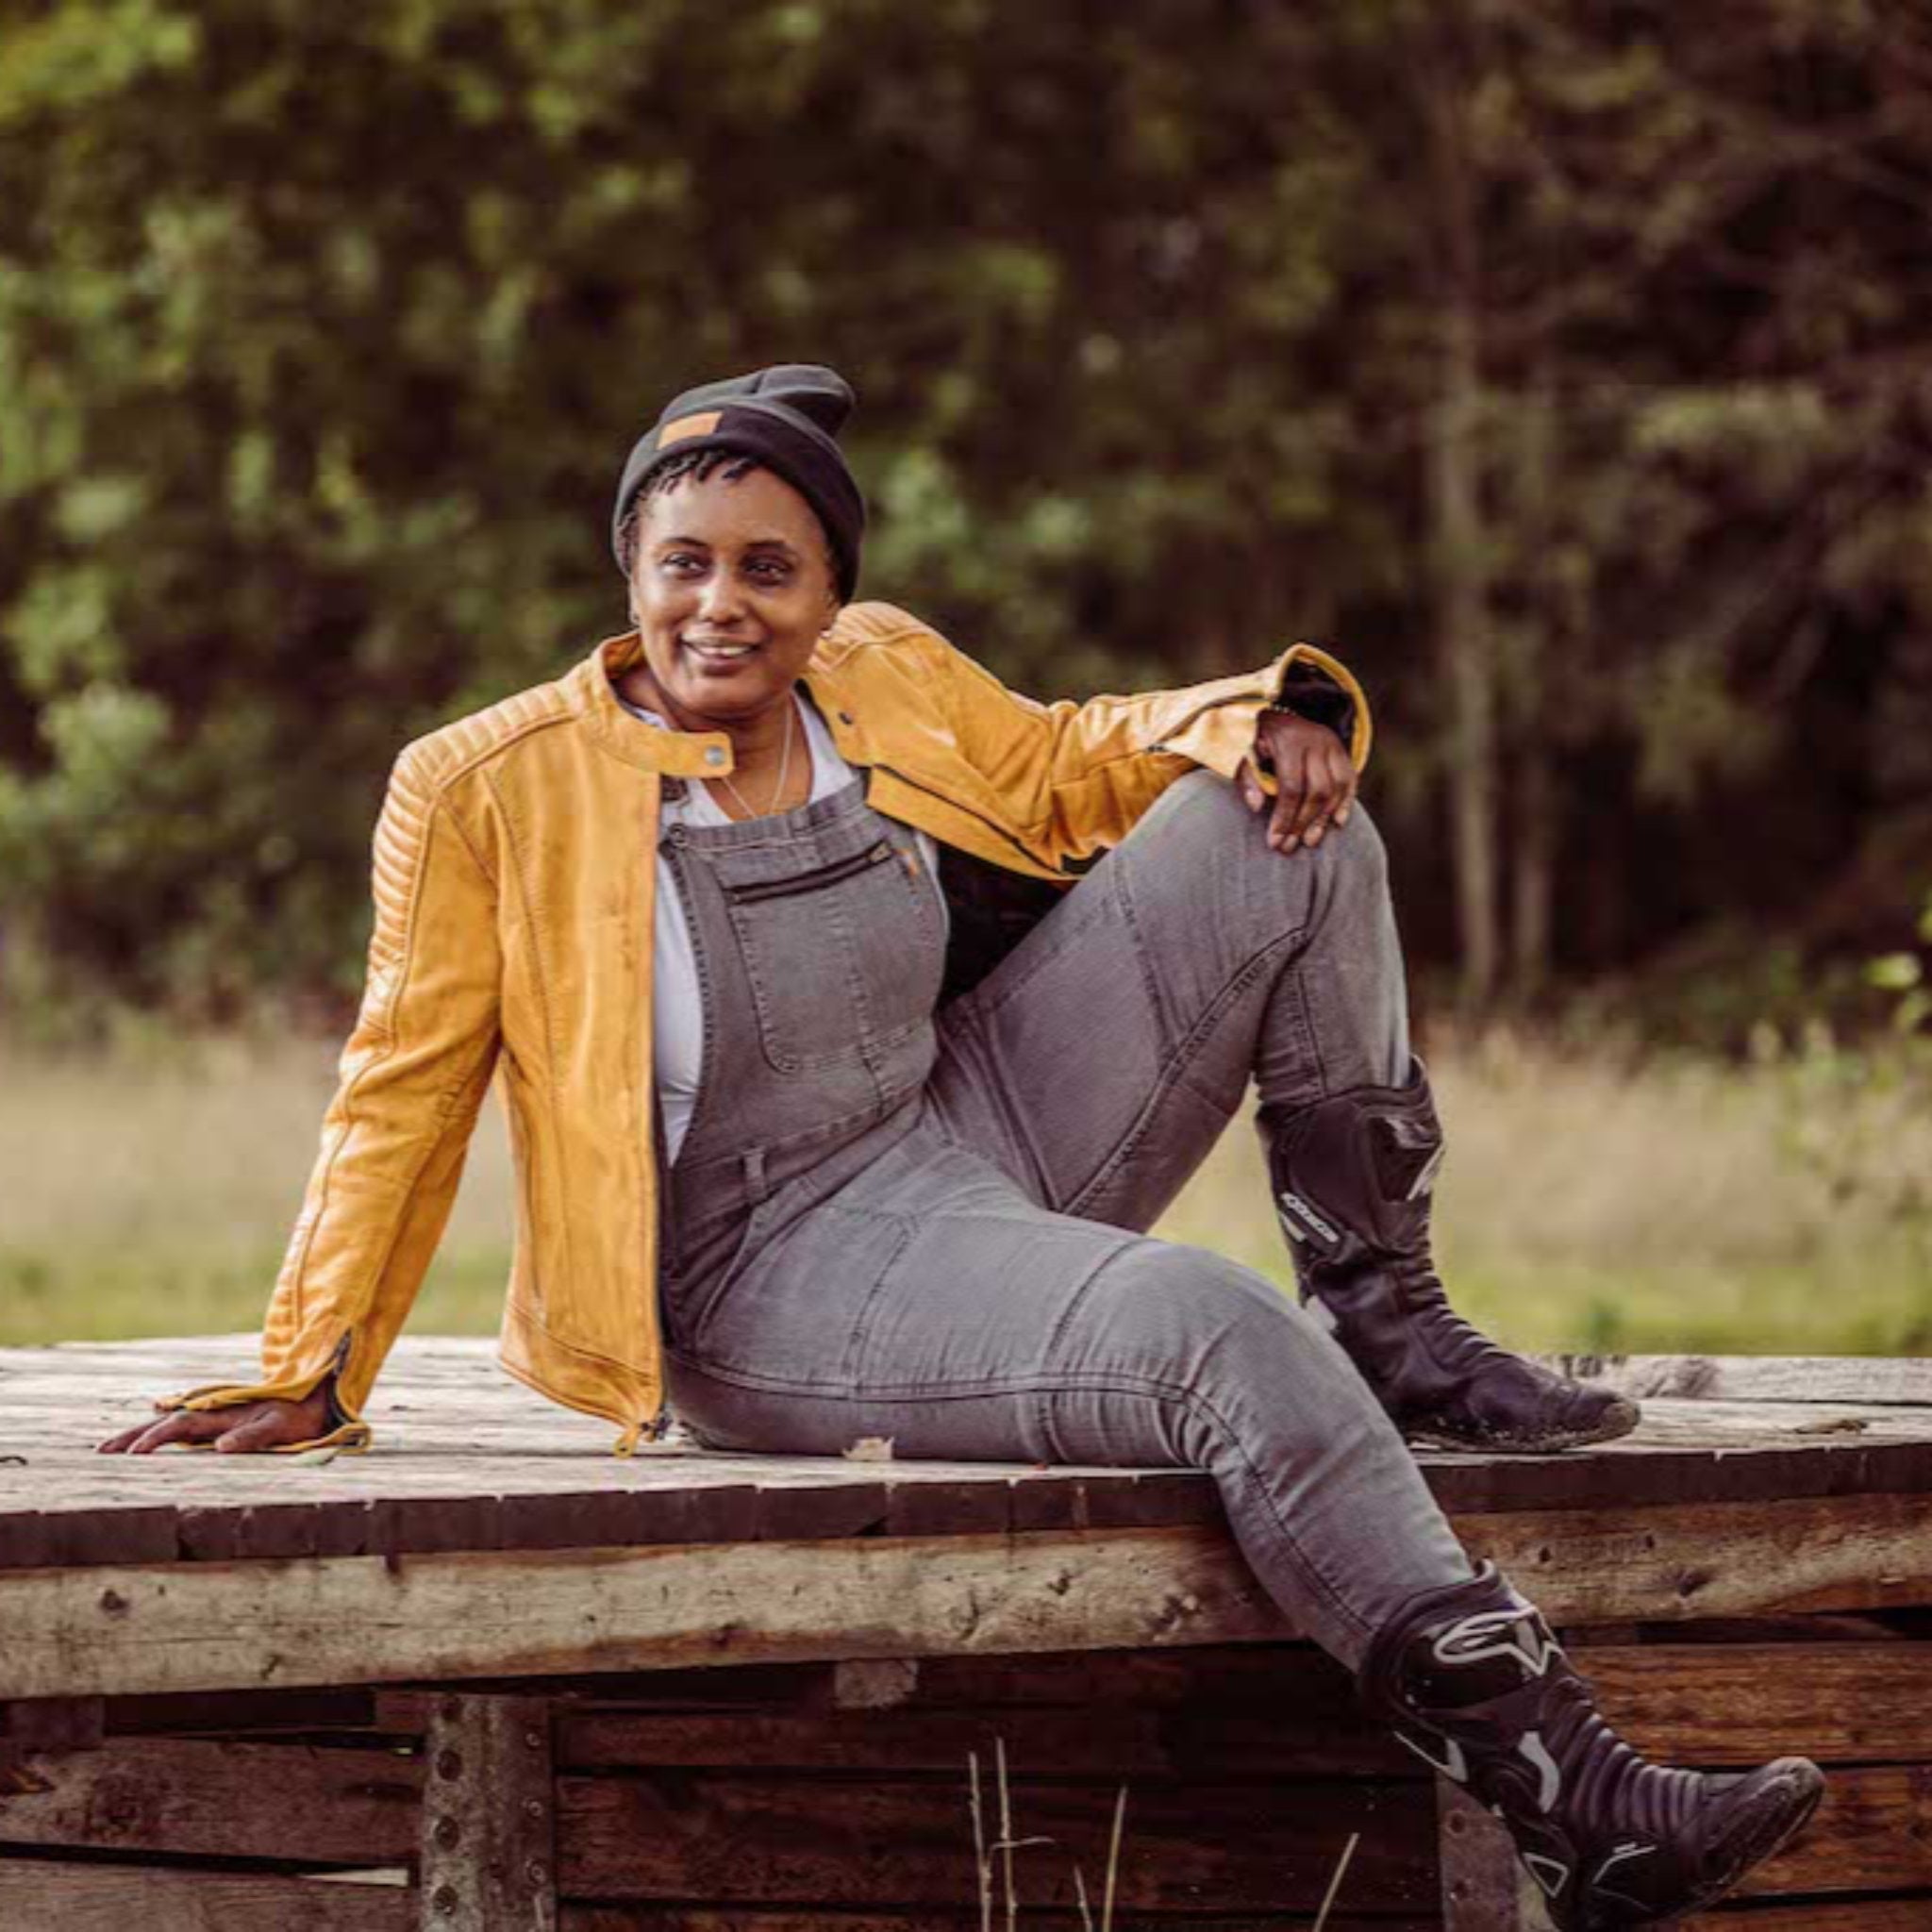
[626,462,841,731]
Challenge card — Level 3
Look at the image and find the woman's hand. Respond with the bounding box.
[97,1383,335,1457]
[1238,708,1358,855]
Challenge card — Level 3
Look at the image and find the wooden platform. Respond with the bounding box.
[3,1337,1932,1928]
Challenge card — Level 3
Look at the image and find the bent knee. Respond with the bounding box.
[1068,1239,1344,1379]
[1124,766,1391,937]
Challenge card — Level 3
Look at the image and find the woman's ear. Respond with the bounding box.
[821,592,842,639]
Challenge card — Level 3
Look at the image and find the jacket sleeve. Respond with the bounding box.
[154,741,503,1452]
[931,627,1374,871]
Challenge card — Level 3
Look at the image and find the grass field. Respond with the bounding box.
[2,1028,1926,1357]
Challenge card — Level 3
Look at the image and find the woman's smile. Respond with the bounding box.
[625,465,840,733]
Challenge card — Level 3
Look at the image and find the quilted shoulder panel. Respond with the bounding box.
[405,679,575,791]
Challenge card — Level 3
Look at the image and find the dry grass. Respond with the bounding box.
[964,1741,1356,1929]
[1,1028,1926,1352]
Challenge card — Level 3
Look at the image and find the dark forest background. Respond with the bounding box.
[4,0,1929,1041]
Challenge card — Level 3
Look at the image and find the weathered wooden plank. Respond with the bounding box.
[1683,1904,1932,1929]
[555,1698,1412,1781]
[575,1631,1923,1784]
[558,1914,1435,1931]
[1740,1763,1932,1896]
[1576,1641,1932,1764]
[0,1863,412,1932]
[0,1736,422,1862]
[0,1526,1280,1700]
[19,1428,1932,1574]
[107,1683,388,1736]
[1461,1490,1932,1624]
[557,1771,1435,1912]
[1550,1355,1932,1407]
[8,1492,1932,1701]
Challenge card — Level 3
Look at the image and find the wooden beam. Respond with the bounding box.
[6,1491,1932,1702]
[557,1770,1434,1915]
[0,1525,1282,1701]
[0,1864,411,1932]
[1547,1356,1932,1407]
[0,1735,423,1863]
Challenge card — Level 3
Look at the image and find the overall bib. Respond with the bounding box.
[656,764,1471,1668]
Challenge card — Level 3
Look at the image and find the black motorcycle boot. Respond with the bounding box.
[1361,1564,1824,1929]
[1257,1060,1640,1452]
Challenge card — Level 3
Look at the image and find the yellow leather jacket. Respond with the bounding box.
[158,603,1371,1455]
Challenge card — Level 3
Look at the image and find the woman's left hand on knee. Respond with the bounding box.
[1239,710,1359,855]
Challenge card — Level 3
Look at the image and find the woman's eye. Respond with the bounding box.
[660,553,702,575]
[748,558,791,584]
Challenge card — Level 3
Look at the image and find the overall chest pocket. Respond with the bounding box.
[714,834,945,1074]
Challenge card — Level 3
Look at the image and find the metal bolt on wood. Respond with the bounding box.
[417,1693,557,1931]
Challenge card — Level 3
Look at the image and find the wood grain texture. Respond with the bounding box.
[557,1914,1437,1931]
[556,1771,1435,1913]
[0,1526,1283,1701]
[8,1492,1932,1699]
[10,1340,1932,1573]
[0,1735,423,1862]
[0,1864,412,1932]
[1547,1355,1932,1407]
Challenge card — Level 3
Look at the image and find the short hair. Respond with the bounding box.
[615,448,839,590]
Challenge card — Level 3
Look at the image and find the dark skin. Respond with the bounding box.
[97,465,1349,1457]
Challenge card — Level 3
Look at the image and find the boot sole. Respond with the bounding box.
[1574,1757,1826,1929]
[1406,1395,1642,1456]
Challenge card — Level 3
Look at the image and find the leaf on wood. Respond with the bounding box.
[842,1437,896,1462]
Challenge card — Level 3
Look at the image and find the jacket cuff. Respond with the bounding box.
[1156,642,1373,784]
[1268,643,1373,771]
[155,1345,375,1452]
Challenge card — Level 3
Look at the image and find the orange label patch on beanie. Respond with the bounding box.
[658,410,723,449]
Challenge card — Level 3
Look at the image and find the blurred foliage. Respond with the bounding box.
[1,0,1929,1025]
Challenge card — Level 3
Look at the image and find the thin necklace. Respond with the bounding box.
[713,695,796,820]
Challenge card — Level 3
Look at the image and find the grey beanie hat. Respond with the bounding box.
[611,364,864,601]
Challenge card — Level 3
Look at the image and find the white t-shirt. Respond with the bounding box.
[618,688,945,1164]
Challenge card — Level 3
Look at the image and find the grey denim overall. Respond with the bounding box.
[658,764,1472,1669]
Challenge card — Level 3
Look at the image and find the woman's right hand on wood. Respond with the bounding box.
[96,1383,334,1456]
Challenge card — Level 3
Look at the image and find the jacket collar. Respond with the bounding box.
[565,629,874,777]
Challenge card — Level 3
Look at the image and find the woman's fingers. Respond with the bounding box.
[1332,745,1357,827]
[98,1407,228,1455]
[97,1394,325,1456]
[1236,756,1268,816]
[212,1407,308,1454]
[1301,744,1359,849]
[1267,743,1311,851]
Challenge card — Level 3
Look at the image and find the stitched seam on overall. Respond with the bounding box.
[1064,923,1306,1220]
[675,1093,926,1227]
[667,1358,1374,1646]
[839,1212,920,1384]
[950,996,1058,1205]
[662,840,725,1163]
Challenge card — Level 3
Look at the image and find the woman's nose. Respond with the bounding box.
[697,570,746,623]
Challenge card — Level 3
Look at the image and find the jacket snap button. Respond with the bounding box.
[704,747,725,767]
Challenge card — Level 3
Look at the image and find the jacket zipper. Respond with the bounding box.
[722,839,897,904]
[865,763,1060,875]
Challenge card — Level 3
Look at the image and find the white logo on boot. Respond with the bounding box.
[1524,1852,1572,1899]
[1431,1607,1561,1680]
[1275,1190,1341,1249]
[1391,1730,1468,1783]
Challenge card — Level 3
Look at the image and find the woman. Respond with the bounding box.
[102,364,1821,1926]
